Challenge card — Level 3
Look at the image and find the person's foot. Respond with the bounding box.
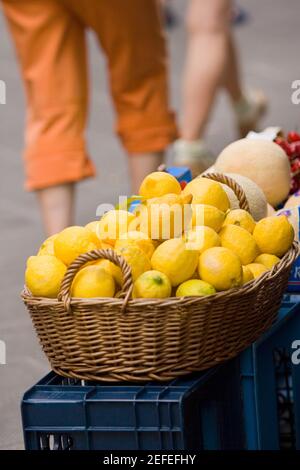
[234,89,268,138]
[173,139,215,177]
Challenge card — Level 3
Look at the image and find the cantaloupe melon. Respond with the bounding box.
[284,190,300,209]
[219,173,267,221]
[214,139,291,206]
[201,169,267,221]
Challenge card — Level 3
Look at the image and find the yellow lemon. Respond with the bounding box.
[25,255,67,298]
[115,244,151,281]
[145,193,192,205]
[54,226,97,265]
[176,279,216,297]
[253,215,294,257]
[191,204,225,232]
[92,259,123,286]
[184,226,220,254]
[132,270,172,298]
[242,265,254,285]
[254,253,280,269]
[98,210,136,246]
[219,224,259,265]
[223,209,256,233]
[246,263,268,279]
[85,221,102,247]
[182,177,230,212]
[71,265,115,298]
[198,247,242,291]
[37,234,58,256]
[151,238,199,286]
[115,231,155,259]
[139,171,181,198]
[101,242,115,250]
[136,193,192,240]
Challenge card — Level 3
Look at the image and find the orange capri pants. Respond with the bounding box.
[1,0,177,190]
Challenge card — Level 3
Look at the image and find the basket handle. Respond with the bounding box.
[58,248,133,313]
[202,172,250,212]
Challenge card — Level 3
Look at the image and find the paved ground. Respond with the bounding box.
[0,0,299,450]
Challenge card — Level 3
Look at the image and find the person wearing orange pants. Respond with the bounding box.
[1,0,177,235]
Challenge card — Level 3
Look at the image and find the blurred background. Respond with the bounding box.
[0,0,299,449]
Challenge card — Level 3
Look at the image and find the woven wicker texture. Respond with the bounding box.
[22,174,299,382]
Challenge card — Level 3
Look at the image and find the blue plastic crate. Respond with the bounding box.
[242,294,300,450]
[22,362,247,451]
[190,296,300,450]
[21,297,300,451]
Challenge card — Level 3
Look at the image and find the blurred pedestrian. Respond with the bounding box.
[1,0,177,235]
[173,0,267,175]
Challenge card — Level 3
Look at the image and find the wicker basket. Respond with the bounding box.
[22,174,299,382]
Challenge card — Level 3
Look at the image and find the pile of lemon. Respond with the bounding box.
[25,172,295,300]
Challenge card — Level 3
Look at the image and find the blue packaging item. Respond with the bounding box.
[128,199,142,213]
[276,207,300,292]
[164,166,192,185]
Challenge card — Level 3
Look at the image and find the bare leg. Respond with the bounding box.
[178,0,266,156]
[36,183,75,236]
[181,0,232,141]
[223,33,267,137]
[128,152,164,194]
[223,33,243,103]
